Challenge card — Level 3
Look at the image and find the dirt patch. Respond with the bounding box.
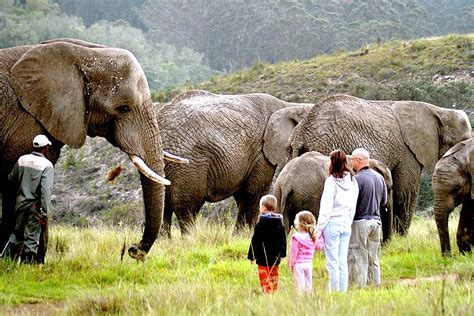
[399,273,460,286]
[0,302,66,315]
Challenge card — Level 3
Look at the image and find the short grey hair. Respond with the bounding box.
[352,148,370,160]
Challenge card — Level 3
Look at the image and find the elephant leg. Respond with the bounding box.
[456,198,474,255]
[173,202,202,235]
[392,164,421,236]
[380,204,393,244]
[160,201,173,239]
[234,160,275,231]
[233,191,260,231]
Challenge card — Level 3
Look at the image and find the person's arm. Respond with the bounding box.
[288,236,298,270]
[247,223,261,261]
[349,178,359,221]
[7,162,19,185]
[316,177,336,234]
[278,220,287,259]
[40,165,54,214]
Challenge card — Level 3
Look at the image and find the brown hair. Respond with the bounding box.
[260,194,277,212]
[329,150,351,178]
[294,210,317,242]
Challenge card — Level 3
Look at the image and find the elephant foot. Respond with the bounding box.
[441,250,452,258]
[457,242,472,255]
[128,244,146,261]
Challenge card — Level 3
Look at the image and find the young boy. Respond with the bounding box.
[248,194,287,293]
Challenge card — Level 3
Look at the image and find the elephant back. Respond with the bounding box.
[293,94,404,168]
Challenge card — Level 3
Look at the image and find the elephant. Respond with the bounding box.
[156,90,313,235]
[432,137,473,257]
[287,94,471,236]
[273,151,393,242]
[0,38,173,260]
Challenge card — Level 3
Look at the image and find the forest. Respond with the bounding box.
[1,0,473,90]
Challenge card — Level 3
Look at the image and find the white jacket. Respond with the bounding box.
[316,172,359,233]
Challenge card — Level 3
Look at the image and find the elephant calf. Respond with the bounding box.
[432,138,474,257]
[273,151,393,242]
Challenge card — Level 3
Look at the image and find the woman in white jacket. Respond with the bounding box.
[316,150,359,292]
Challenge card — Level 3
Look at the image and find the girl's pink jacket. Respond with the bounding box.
[288,232,316,269]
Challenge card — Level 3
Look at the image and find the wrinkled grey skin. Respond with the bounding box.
[432,138,474,257]
[287,94,471,236]
[273,151,393,242]
[0,38,165,259]
[157,90,312,235]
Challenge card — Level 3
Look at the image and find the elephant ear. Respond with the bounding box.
[263,104,313,166]
[10,42,88,148]
[391,101,441,173]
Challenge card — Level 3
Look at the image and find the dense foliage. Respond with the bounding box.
[2,0,473,75]
[0,0,214,90]
[138,0,473,71]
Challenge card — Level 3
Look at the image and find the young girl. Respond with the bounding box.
[288,210,317,292]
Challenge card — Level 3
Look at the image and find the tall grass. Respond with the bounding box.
[0,216,472,315]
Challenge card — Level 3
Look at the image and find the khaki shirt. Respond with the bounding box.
[8,151,54,214]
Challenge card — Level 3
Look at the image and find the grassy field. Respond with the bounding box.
[0,215,472,315]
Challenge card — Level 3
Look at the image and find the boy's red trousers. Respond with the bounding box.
[258,265,279,293]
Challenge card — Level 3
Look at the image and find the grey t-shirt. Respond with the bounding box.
[353,166,387,221]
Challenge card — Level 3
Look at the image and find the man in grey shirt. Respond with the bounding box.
[349,148,388,287]
[5,135,54,264]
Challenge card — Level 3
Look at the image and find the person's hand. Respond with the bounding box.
[38,214,47,225]
[249,260,255,264]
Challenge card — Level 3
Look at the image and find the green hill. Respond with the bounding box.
[54,34,474,226]
[158,34,473,117]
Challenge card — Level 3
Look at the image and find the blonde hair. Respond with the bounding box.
[260,194,277,212]
[294,210,317,242]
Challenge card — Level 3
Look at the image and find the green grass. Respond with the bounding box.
[0,216,472,315]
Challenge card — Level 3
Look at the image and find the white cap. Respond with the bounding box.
[33,134,52,148]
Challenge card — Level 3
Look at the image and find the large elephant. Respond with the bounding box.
[156,90,313,235]
[432,138,473,257]
[0,38,171,259]
[287,94,471,235]
[273,151,393,242]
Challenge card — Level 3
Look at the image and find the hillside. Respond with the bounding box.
[53,34,474,226]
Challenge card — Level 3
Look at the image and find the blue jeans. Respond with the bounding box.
[323,222,351,292]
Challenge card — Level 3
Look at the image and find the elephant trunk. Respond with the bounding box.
[432,169,455,257]
[124,112,167,260]
[434,199,451,257]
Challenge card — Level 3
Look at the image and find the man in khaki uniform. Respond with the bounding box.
[5,135,54,264]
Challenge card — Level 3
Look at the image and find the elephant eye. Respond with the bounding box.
[116,104,131,114]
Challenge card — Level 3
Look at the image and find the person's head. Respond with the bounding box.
[294,210,316,232]
[329,149,351,178]
[294,210,317,241]
[33,134,51,154]
[259,194,277,213]
[351,148,370,172]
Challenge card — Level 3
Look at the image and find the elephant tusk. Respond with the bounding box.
[163,150,189,164]
[129,155,171,185]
